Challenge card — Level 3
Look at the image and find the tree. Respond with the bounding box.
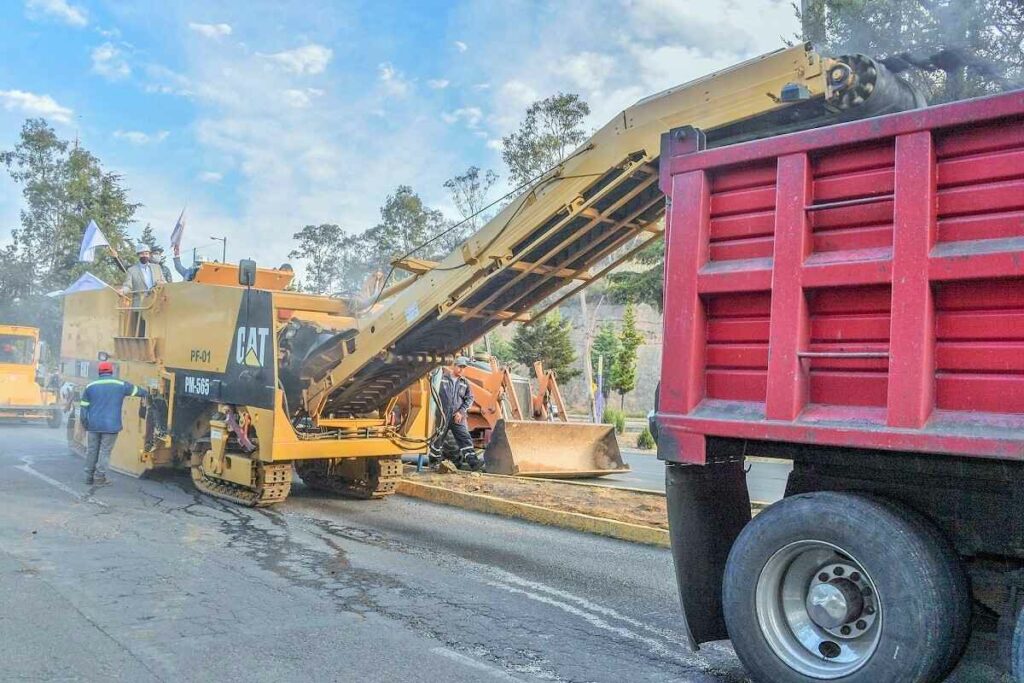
[509,311,581,382]
[501,93,591,188]
[443,165,499,253]
[366,185,448,277]
[590,322,622,398]
[1,118,139,348]
[137,223,158,251]
[488,333,516,367]
[606,239,665,311]
[288,223,343,294]
[609,303,644,408]
[797,0,1024,103]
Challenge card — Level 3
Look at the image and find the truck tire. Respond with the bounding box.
[722,491,970,683]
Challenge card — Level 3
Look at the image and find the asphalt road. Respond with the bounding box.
[0,425,746,683]
[583,450,792,504]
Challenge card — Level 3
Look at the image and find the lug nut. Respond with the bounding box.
[865,606,875,615]
[856,619,868,630]
[818,572,830,582]
[850,572,861,582]
[833,567,845,576]
[840,625,852,636]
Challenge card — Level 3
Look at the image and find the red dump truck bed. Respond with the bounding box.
[658,90,1024,465]
[657,91,1024,682]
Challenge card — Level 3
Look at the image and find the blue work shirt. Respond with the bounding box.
[79,377,148,433]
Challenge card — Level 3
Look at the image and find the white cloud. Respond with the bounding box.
[199,171,223,183]
[442,107,483,128]
[427,79,450,90]
[454,40,468,53]
[0,89,73,123]
[188,22,232,39]
[91,42,131,80]
[265,44,332,74]
[556,52,616,90]
[282,87,325,108]
[113,129,169,145]
[25,0,87,27]
[486,138,503,152]
[378,62,411,97]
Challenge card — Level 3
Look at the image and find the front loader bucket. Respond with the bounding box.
[483,420,628,478]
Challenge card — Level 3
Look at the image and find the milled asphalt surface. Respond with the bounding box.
[1,425,1004,682]
[0,425,746,682]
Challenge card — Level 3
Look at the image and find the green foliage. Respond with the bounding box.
[798,0,1024,104]
[606,239,664,311]
[636,426,656,450]
[444,165,499,241]
[501,93,591,188]
[138,223,158,251]
[602,407,625,435]
[488,333,516,367]
[590,323,621,397]
[288,185,456,299]
[288,223,345,294]
[609,303,644,408]
[0,118,140,349]
[509,311,581,382]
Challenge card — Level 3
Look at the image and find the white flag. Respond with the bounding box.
[78,219,109,262]
[48,272,112,297]
[170,207,186,251]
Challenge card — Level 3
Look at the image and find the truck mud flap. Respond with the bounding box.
[665,459,751,647]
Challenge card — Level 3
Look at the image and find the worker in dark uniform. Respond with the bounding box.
[429,356,479,469]
[78,361,149,486]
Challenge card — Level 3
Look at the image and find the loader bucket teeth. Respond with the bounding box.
[483,420,628,478]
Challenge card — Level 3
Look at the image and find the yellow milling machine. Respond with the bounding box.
[60,45,924,505]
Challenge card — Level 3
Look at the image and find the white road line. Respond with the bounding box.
[15,459,107,508]
[430,647,527,682]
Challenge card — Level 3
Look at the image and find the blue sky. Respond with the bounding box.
[1,0,799,269]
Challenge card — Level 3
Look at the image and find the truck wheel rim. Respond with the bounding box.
[754,540,882,679]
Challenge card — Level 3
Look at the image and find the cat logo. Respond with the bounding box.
[235,326,271,367]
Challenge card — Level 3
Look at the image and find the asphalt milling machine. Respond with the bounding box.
[59,43,924,506]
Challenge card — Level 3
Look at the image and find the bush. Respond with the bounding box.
[636,427,656,450]
[602,407,626,434]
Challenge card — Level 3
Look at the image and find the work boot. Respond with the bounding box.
[91,475,110,487]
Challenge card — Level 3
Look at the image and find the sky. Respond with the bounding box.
[0,0,800,270]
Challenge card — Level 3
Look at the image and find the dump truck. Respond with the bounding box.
[655,89,1024,681]
[59,44,921,507]
[449,354,627,477]
[0,325,61,427]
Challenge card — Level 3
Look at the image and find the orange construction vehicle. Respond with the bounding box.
[445,354,626,478]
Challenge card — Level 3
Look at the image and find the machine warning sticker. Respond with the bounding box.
[405,303,419,322]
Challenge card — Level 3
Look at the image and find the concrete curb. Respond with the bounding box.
[395,479,670,548]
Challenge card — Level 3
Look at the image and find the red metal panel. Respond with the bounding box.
[887,131,937,428]
[666,91,1024,176]
[765,154,812,420]
[657,90,1024,464]
[660,170,710,419]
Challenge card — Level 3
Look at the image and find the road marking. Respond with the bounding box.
[15,458,108,508]
[430,647,527,682]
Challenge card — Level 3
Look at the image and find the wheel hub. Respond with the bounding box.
[806,579,863,629]
[755,541,883,678]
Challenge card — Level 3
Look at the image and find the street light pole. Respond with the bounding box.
[210,236,227,263]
